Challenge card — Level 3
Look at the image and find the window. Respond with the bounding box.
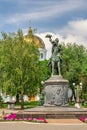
[41,53,43,59]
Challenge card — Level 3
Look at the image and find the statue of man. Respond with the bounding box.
[45,34,62,76]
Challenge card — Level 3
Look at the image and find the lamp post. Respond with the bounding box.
[72,83,76,102]
[73,82,83,108]
[77,82,82,103]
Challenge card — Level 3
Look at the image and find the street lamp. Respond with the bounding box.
[73,82,83,108]
[79,82,83,89]
[73,83,75,86]
[77,83,82,103]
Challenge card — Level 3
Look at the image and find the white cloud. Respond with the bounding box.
[4,0,86,25]
[59,19,87,46]
[0,1,86,59]
[72,20,87,37]
[37,19,87,59]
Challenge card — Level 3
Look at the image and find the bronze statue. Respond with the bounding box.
[45,34,62,76]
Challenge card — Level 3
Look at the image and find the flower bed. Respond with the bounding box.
[80,117,87,123]
[2,113,47,123]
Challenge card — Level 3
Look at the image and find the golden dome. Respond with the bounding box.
[24,27,45,49]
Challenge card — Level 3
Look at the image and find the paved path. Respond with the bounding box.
[46,118,82,123]
[0,107,87,130]
[0,122,87,130]
[25,106,87,112]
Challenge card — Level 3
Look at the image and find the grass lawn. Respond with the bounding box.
[0,101,40,109]
[15,101,40,109]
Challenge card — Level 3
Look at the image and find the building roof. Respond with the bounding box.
[24,27,45,49]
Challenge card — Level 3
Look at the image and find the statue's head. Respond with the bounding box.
[55,38,59,43]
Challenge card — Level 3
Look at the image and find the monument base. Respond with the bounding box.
[16,106,87,119]
[44,75,69,107]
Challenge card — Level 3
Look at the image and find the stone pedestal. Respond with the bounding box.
[44,75,69,106]
[7,101,15,109]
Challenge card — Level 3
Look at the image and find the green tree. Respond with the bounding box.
[80,52,87,93]
[38,60,50,93]
[61,43,87,87]
[60,43,87,100]
[0,29,40,109]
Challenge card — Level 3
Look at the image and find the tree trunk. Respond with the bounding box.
[16,93,20,103]
[20,91,24,109]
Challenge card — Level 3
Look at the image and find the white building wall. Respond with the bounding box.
[39,48,47,61]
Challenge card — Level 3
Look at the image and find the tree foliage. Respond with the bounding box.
[0,28,87,107]
[38,60,51,93]
[61,43,87,91]
[0,29,40,109]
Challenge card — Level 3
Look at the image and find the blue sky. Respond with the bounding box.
[0,0,87,32]
[0,0,87,58]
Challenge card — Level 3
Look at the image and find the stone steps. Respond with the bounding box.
[16,106,87,119]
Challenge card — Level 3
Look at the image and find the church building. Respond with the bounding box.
[24,27,47,61]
